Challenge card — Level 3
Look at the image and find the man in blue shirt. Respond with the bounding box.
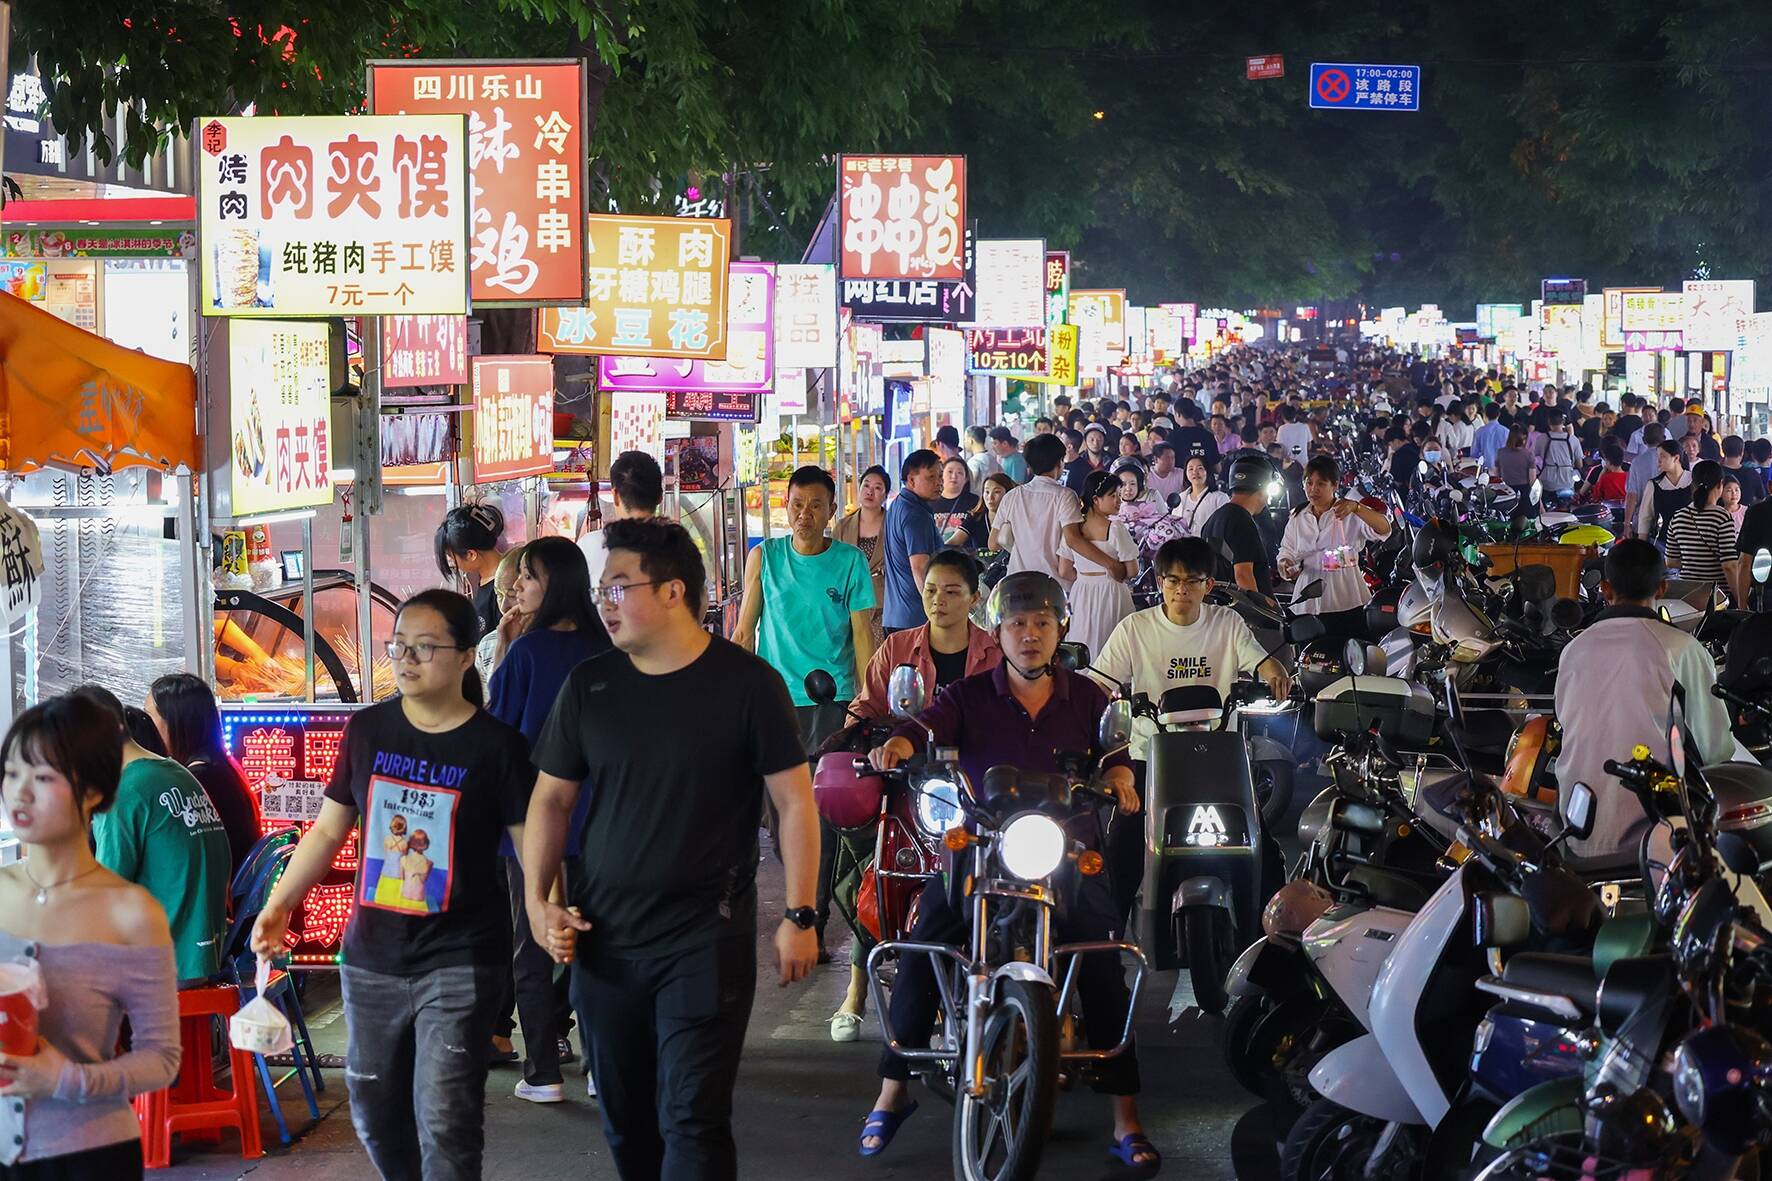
[1471,400,1508,469]
[881,449,944,634]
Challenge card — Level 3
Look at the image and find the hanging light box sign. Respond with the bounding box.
[664,389,760,422]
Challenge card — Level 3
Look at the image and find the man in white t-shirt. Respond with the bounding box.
[1275,405,1314,462]
[989,433,1126,582]
[577,450,662,586]
[1088,535,1291,920]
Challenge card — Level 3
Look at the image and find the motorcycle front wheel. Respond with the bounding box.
[1184,907,1235,1014]
[1280,1097,1421,1181]
[952,978,1058,1181]
[1254,757,1296,825]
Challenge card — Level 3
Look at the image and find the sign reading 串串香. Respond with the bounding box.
[369,60,587,306]
[1308,63,1420,112]
[228,321,332,516]
[838,154,966,281]
[470,355,555,482]
[198,115,470,317]
[534,214,732,359]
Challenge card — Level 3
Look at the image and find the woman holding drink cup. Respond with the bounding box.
[0,694,180,1180]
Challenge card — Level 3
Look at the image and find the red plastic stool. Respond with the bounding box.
[132,984,264,1168]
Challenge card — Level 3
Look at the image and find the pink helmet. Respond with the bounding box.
[814,753,885,830]
[1262,879,1334,938]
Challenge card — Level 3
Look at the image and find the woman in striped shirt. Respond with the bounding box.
[1666,460,1741,602]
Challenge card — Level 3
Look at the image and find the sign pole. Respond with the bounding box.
[354,320,383,702]
[302,515,316,702]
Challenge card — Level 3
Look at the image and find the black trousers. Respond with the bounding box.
[1107,769,1147,932]
[0,1139,142,1181]
[499,856,563,1085]
[877,873,1140,1095]
[573,933,757,1181]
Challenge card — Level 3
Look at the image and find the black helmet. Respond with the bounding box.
[984,571,1070,631]
[1411,517,1462,573]
[1225,453,1274,494]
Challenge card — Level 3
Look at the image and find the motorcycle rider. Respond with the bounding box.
[1553,539,1739,859]
[856,572,1158,1171]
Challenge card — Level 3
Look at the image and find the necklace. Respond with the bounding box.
[21,861,102,905]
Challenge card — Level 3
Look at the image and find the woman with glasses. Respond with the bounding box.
[252,589,535,1181]
[485,537,610,1102]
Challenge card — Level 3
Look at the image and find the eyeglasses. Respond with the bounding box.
[592,579,664,606]
[385,641,469,663]
[1159,575,1211,590]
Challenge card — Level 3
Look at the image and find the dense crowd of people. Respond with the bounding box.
[9,339,1772,1181]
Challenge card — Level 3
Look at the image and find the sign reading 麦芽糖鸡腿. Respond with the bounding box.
[841,224,977,323]
[838,154,966,281]
[470,355,555,483]
[534,213,732,359]
[197,115,470,317]
[1308,63,1420,112]
[595,262,774,393]
[227,321,333,517]
[368,60,588,307]
[381,315,469,389]
[964,328,1048,376]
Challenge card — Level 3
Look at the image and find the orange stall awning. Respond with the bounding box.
[0,291,198,474]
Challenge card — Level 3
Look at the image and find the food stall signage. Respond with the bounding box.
[838,154,966,280]
[535,214,732,358]
[663,389,759,422]
[470,355,555,481]
[228,321,333,516]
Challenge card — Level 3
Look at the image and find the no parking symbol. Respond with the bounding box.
[1309,62,1421,111]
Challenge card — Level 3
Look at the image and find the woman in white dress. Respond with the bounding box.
[1058,470,1139,659]
[1170,456,1230,535]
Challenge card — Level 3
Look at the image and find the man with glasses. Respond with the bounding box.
[1087,537,1291,924]
[521,518,820,1180]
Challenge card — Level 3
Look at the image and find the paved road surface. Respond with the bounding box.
[161,819,1303,1180]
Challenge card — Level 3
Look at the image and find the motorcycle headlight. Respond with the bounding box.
[998,813,1066,880]
[914,775,964,837]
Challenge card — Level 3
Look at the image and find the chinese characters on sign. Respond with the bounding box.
[1019,324,1077,386]
[1682,280,1756,352]
[965,328,1048,375]
[838,154,966,280]
[369,61,587,305]
[535,214,732,358]
[1246,55,1285,80]
[1044,251,1070,327]
[1068,289,1127,365]
[1308,63,1421,112]
[773,264,837,368]
[471,356,555,482]
[598,262,774,392]
[840,223,976,323]
[198,115,469,316]
[663,389,759,422]
[227,321,333,516]
[381,315,469,388]
[0,496,43,626]
[967,238,1045,328]
[1620,291,1685,334]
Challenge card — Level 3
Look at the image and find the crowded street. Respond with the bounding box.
[8,6,1772,1181]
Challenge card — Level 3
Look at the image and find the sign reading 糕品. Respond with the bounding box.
[198,115,469,317]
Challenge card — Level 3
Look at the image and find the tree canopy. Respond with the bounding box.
[16,0,1772,311]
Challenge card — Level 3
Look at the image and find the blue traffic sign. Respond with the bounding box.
[1309,62,1421,112]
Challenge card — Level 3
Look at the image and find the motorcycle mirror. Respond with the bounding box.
[1166,491,1182,510]
[1291,614,1326,641]
[802,669,838,706]
[1295,578,1326,603]
[1097,699,1135,754]
[1563,781,1597,842]
[1549,597,1584,631]
[1417,459,1429,476]
[1754,548,1772,586]
[1668,719,1686,779]
[887,664,926,720]
[1658,604,1673,623]
[1344,637,1367,675]
[1053,641,1090,672]
[1715,831,1761,877]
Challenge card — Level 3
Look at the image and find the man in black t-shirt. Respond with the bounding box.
[1200,454,1278,605]
[1167,399,1221,471]
[523,519,818,1178]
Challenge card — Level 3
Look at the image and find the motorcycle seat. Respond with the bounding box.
[1499,952,1597,1020]
[1560,849,1639,882]
[1340,865,1434,911]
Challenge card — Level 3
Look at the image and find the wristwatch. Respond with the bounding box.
[784,906,817,930]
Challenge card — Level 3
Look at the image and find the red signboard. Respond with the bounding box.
[470,355,555,481]
[381,314,469,387]
[1246,55,1285,80]
[838,154,967,281]
[369,60,589,306]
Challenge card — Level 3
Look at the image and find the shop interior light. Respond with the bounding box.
[231,509,319,527]
[393,485,450,497]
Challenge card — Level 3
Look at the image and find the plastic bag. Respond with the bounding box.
[229,958,292,1056]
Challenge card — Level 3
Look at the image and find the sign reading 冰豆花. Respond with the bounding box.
[1308,63,1420,112]
[838,154,966,281]
[369,60,588,306]
[198,115,470,317]
[535,214,732,359]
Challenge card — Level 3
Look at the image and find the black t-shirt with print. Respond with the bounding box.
[323,701,534,976]
[531,636,805,959]
[1200,501,1275,600]
[931,491,986,550]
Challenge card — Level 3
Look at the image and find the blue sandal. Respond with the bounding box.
[858,1101,918,1157]
[1108,1132,1161,1170]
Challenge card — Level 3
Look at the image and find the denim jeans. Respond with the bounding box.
[572,933,757,1180]
[339,962,502,1181]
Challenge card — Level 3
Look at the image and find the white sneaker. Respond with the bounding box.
[586,1073,598,1099]
[514,1080,565,1104]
